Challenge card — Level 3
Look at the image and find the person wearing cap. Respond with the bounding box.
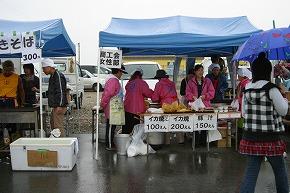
[236,68,252,111]
[20,63,40,106]
[123,68,153,134]
[152,69,180,144]
[42,58,68,137]
[205,63,228,102]
[152,69,178,105]
[101,65,127,150]
[0,60,25,108]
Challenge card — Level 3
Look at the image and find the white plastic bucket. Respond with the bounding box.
[114,134,131,155]
[147,133,164,145]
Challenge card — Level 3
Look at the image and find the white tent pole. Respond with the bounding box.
[38,31,44,138]
[74,55,80,132]
[95,47,101,160]
[39,60,44,138]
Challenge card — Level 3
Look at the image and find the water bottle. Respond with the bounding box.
[3,128,10,145]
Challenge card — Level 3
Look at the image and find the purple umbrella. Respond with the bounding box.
[232,27,290,62]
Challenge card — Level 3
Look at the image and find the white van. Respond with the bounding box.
[122,61,161,90]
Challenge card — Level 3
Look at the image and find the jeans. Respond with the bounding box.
[240,155,289,193]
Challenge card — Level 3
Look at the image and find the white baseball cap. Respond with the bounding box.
[209,63,221,71]
[41,58,56,68]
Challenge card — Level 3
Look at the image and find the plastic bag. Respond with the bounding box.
[230,99,239,110]
[109,96,125,125]
[50,129,61,138]
[190,97,205,111]
[127,124,156,157]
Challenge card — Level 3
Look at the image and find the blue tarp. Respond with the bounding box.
[0,18,76,57]
[99,16,262,56]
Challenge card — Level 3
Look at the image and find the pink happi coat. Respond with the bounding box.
[124,78,153,114]
[152,78,178,105]
[185,77,215,107]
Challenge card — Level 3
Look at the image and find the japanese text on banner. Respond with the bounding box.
[99,49,122,69]
[144,114,169,133]
[21,32,41,64]
[169,115,194,132]
[193,113,217,131]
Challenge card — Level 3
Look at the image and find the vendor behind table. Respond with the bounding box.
[151,69,183,144]
[0,60,25,108]
[123,68,153,134]
[20,63,40,106]
[186,64,215,147]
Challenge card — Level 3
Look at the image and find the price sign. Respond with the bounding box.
[21,48,41,64]
[169,115,194,132]
[144,114,169,133]
[193,113,217,131]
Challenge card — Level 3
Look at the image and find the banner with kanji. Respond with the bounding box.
[98,48,122,69]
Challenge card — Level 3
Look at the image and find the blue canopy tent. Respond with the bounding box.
[0,18,76,57]
[0,18,76,138]
[99,16,261,57]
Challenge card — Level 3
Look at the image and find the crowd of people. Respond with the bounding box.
[100,56,229,149]
[1,53,289,192]
[99,53,289,192]
[0,59,68,137]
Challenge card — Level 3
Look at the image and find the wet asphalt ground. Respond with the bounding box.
[1,134,290,193]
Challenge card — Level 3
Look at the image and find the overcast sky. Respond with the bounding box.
[1,0,290,63]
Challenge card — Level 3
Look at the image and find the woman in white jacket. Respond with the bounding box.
[239,52,289,193]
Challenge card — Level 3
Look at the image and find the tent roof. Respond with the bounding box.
[0,18,76,57]
[99,16,262,56]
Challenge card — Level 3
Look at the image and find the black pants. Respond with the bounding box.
[105,119,116,148]
[195,131,207,146]
[122,112,140,134]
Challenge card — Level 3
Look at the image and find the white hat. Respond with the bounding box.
[209,63,220,71]
[237,68,252,79]
[41,58,56,68]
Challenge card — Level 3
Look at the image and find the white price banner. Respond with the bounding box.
[144,114,169,133]
[98,48,122,69]
[193,113,217,131]
[21,48,41,64]
[0,35,11,54]
[169,115,194,132]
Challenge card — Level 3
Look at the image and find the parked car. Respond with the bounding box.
[122,61,162,90]
[81,69,104,91]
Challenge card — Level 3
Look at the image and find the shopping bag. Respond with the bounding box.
[190,97,205,111]
[230,99,239,110]
[109,96,125,125]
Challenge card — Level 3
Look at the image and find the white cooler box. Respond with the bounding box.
[10,138,78,171]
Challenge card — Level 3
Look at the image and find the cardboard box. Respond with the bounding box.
[10,138,78,171]
[217,128,231,148]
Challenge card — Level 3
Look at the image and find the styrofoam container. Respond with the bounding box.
[10,138,78,171]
